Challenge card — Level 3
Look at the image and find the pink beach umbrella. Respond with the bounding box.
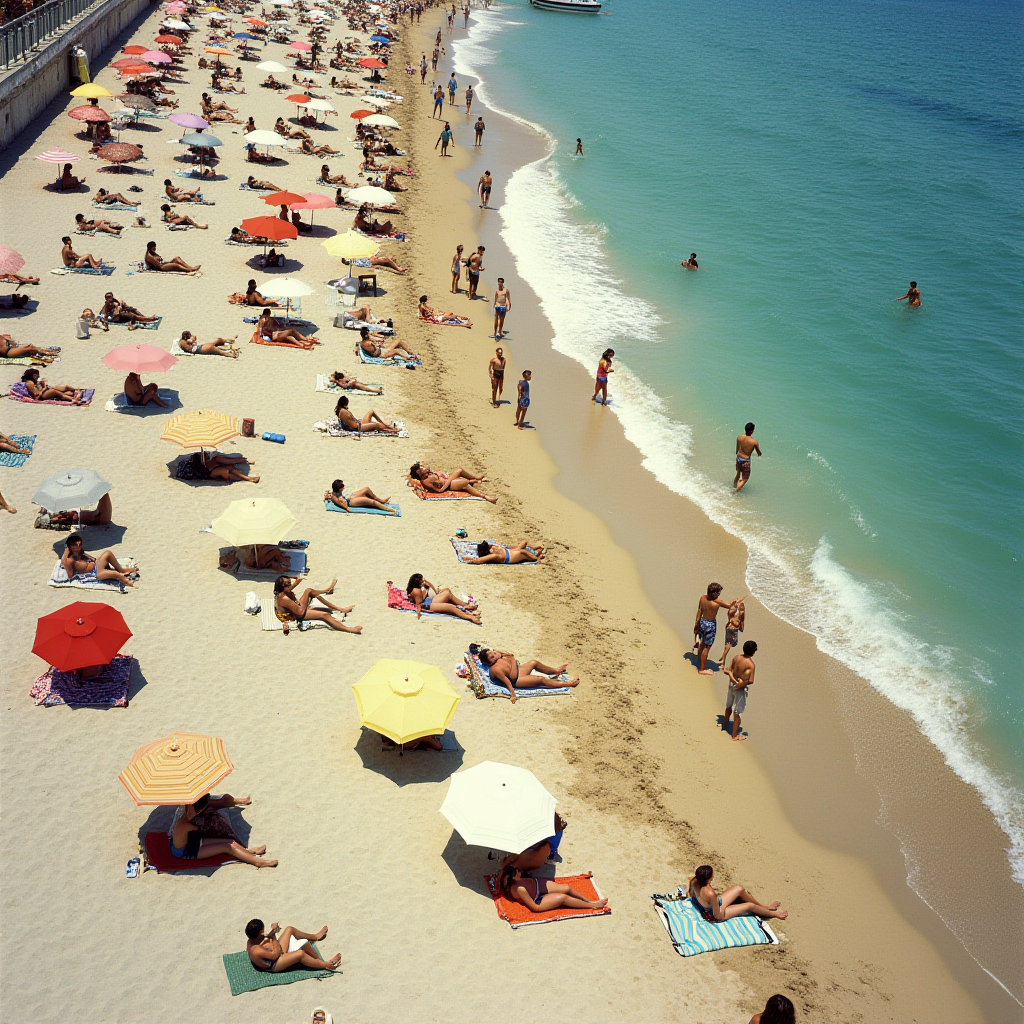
[142,50,173,64]
[169,112,210,130]
[0,247,27,277]
[36,146,80,164]
[102,344,177,374]
[291,191,334,228]
[289,41,312,52]
[167,2,186,11]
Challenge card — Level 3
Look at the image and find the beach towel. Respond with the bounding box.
[104,389,177,412]
[340,315,393,334]
[0,434,35,467]
[312,418,408,438]
[174,170,226,181]
[355,345,417,368]
[324,497,399,516]
[49,263,116,276]
[222,946,334,997]
[465,648,573,700]
[451,538,539,566]
[0,354,59,366]
[386,582,480,623]
[30,654,132,708]
[127,261,202,277]
[651,890,778,956]
[419,310,471,328]
[224,547,307,578]
[487,873,610,929]
[250,332,320,349]
[7,382,94,406]
[315,373,382,393]
[48,560,131,593]
[144,832,236,873]
[407,480,484,501]
[92,201,140,211]
[99,315,162,330]
[224,236,289,247]
[238,181,276,191]
[260,597,335,632]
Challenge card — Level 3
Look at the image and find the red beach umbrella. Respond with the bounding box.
[102,344,177,374]
[289,41,312,52]
[350,109,375,120]
[262,190,306,208]
[111,57,146,69]
[33,602,132,672]
[154,34,182,45]
[123,44,148,55]
[0,247,26,276]
[285,94,311,104]
[358,57,386,69]
[98,142,143,162]
[240,216,299,241]
[68,105,113,123]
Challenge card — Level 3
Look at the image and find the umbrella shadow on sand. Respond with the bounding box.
[245,256,305,272]
[440,832,506,899]
[353,726,463,787]
[165,454,255,485]
[0,298,39,316]
[48,524,129,556]
[115,390,183,415]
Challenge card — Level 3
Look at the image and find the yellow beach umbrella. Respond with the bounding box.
[118,733,233,806]
[160,409,239,450]
[321,230,379,260]
[353,659,460,746]
[71,83,112,99]
[211,497,297,547]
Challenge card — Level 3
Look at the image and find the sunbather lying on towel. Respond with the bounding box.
[246,920,341,973]
[405,573,480,623]
[163,178,201,202]
[228,227,276,246]
[344,252,407,274]
[497,865,608,913]
[220,545,290,572]
[319,164,354,186]
[328,370,381,394]
[201,91,237,113]
[75,213,121,235]
[358,327,417,362]
[246,175,282,191]
[332,395,399,434]
[274,575,362,633]
[61,237,102,270]
[478,649,579,702]
[179,331,238,357]
[20,367,87,404]
[172,794,277,868]
[465,541,544,565]
[257,310,318,349]
[0,269,39,285]
[99,292,158,329]
[93,188,138,207]
[188,451,259,483]
[124,371,169,407]
[686,865,789,923]
[418,295,472,327]
[410,462,496,503]
[299,137,341,158]
[0,335,59,362]
[161,204,208,230]
[145,241,201,273]
[62,532,137,587]
[0,432,31,456]
[274,117,311,141]
[325,478,397,514]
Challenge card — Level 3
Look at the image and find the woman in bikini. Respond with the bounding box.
[409,462,496,503]
[497,864,608,914]
[160,204,208,230]
[273,576,362,633]
[418,295,472,327]
[179,330,238,357]
[256,310,318,349]
[320,164,353,186]
[99,292,158,328]
[75,213,122,234]
[170,794,277,868]
[328,370,382,395]
[354,205,394,236]
[324,477,396,514]
[593,348,614,405]
[246,175,282,191]
[479,648,579,703]
[450,244,464,293]
[93,188,138,207]
[686,865,789,923]
[0,335,59,362]
[333,395,398,434]
[464,540,543,565]
[145,241,201,273]
[20,367,85,403]
[358,327,418,362]
[405,573,480,623]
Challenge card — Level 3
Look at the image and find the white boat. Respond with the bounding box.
[529,0,602,13]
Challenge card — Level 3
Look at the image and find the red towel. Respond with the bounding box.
[144,832,235,873]
[487,873,611,928]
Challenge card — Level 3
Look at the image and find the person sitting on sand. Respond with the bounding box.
[171,794,276,867]
[256,310,318,349]
[20,367,86,404]
[274,117,311,141]
[0,335,58,362]
[163,178,201,202]
[123,371,168,407]
[75,213,121,235]
[201,91,236,113]
[328,370,382,394]
[188,450,259,483]
[230,280,280,306]
[478,648,578,702]
[39,493,112,527]
[353,204,394,236]
[409,462,496,502]
[497,864,608,914]
[333,395,399,434]
[246,175,282,191]
[324,478,396,514]
[273,575,362,633]
[464,540,544,565]
[179,330,238,357]
[748,995,796,1024]
[61,163,85,190]
[357,326,418,362]
[219,545,290,573]
[686,864,789,923]
[245,920,341,973]
[418,295,472,327]
[93,188,138,207]
[0,432,31,456]
[61,237,103,270]
[405,573,480,623]
[299,137,340,158]
[144,240,200,274]
[319,164,353,186]
[383,168,408,193]
[98,292,157,329]
[160,204,208,230]
[61,533,137,587]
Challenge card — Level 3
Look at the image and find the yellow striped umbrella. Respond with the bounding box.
[160,409,239,450]
[118,733,233,805]
[353,659,460,746]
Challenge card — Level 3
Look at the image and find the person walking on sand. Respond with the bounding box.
[693,582,736,675]
[723,640,757,741]
[492,278,511,338]
[432,84,444,117]
[478,169,492,208]
[465,82,474,114]
[431,46,439,72]
[451,244,465,293]
[574,138,584,156]
[435,122,454,156]
[474,116,485,147]
[467,245,485,298]
[489,346,506,407]
[515,369,532,429]
[734,422,762,492]
[720,597,745,668]
[593,348,614,404]
[448,73,458,105]
[420,54,427,83]
[896,280,921,307]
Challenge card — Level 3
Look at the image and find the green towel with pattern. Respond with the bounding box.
[221,944,336,996]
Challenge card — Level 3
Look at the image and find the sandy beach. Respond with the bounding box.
[0,2,1015,1022]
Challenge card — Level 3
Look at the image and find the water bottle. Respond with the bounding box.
[261,432,286,444]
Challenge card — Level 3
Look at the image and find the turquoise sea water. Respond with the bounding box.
[454,0,1024,889]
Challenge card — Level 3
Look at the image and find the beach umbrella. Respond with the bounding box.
[290,191,334,227]
[205,46,234,56]
[321,231,379,260]
[344,184,394,207]
[353,660,460,748]
[0,247,26,276]
[370,35,390,44]
[160,410,239,450]
[33,602,132,673]
[70,83,112,99]
[118,94,157,111]
[286,93,312,104]
[102,344,177,374]
[233,31,259,41]
[211,497,297,547]
[179,131,223,148]
[256,276,312,321]
[142,50,173,63]
[111,57,147,69]
[303,98,335,114]
[98,142,143,172]
[32,469,111,512]
[359,113,399,129]
[36,147,80,185]
[289,40,312,51]
[163,19,192,30]
[122,44,148,55]
[118,733,233,806]
[239,216,298,251]
[68,105,112,123]
[244,128,290,149]
[154,34,182,45]
[262,190,305,207]
[169,112,209,130]
[350,108,375,120]
[246,17,268,26]
[256,60,288,73]
[440,762,557,855]
[358,57,386,70]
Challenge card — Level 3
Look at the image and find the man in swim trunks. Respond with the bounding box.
[515,369,531,429]
[467,246,484,299]
[478,170,492,208]
[61,237,101,271]
[693,582,736,675]
[124,371,169,408]
[896,280,921,307]
[474,117,485,147]
[245,919,341,973]
[723,640,757,741]
[681,253,698,269]
[489,346,505,407]
[734,421,762,493]
[479,648,579,704]
[492,278,510,338]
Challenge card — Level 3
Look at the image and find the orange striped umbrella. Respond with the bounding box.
[160,409,239,450]
[118,733,233,805]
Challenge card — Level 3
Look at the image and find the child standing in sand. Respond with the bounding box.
[720,598,745,668]
[515,369,531,429]
[593,348,614,404]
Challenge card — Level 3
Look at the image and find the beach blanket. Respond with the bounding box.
[355,345,417,368]
[104,389,177,413]
[222,946,334,997]
[451,538,539,566]
[386,582,480,623]
[324,497,399,516]
[144,832,236,873]
[99,315,162,330]
[312,418,408,438]
[30,654,132,708]
[250,332,320,349]
[340,315,393,334]
[48,560,130,593]
[407,480,484,502]
[465,648,573,700]
[174,170,227,181]
[487,873,610,929]
[260,597,335,632]
[171,337,237,358]
[651,890,778,956]
[92,201,140,211]
[49,263,116,276]
[224,547,307,578]
[7,382,94,406]
[315,373,382,393]
[0,354,59,366]
[0,434,35,467]
[419,311,471,328]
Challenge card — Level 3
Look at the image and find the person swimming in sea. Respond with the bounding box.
[681,253,698,270]
[896,281,921,306]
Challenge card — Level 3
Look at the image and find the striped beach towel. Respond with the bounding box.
[465,648,572,700]
[651,890,779,956]
[0,434,35,467]
[451,538,539,565]
[7,383,94,406]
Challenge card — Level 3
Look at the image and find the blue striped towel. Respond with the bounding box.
[466,650,573,700]
[355,345,418,368]
[651,890,778,956]
[0,434,35,467]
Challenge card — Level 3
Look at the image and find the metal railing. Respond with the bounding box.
[1,0,106,70]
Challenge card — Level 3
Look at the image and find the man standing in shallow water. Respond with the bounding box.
[896,280,921,306]
[734,421,761,493]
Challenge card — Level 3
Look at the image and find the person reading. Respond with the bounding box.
[61,533,136,587]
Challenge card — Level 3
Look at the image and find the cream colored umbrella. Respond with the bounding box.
[343,184,394,207]
[359,113,400,129]
[211,497,297,547]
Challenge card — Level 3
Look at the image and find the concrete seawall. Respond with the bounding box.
[0,0,156,152]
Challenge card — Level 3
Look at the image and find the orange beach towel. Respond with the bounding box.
[487,873,611,928]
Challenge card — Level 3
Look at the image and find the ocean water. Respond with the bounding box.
[452,0,1024,895]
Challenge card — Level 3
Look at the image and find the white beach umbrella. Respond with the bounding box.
[360,113,400,129]
[33,469,111,513]
[344,185,394,207]
[244,129,290,147]
[163,18,192,29]
[303,98,335,112]
[439,761,557,854]
[256,60,289,73]
[256,277,313,299]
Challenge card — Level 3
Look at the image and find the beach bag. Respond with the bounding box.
[244,592,261,615]
[76,318,90,339]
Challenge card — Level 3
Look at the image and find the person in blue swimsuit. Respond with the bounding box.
[432,85,444,117]
[464,540,543,565]
[447,73,458,105]
[515,369,531,429]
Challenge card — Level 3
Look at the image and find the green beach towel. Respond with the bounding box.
[222,945,336,996]
[651,890,778,956]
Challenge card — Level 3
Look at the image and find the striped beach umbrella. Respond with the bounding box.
[160,410,239,450]
[118,733,233,806]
